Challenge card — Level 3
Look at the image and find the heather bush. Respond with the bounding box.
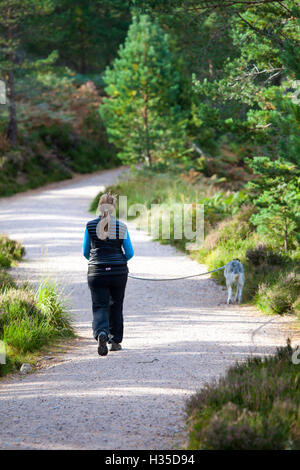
[186,342,300,450]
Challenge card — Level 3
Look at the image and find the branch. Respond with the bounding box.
[186,0,291,12]
[277,1,294,15]
[235,11,286,46]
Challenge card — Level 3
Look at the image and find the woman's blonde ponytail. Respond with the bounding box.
[96,193,116,240]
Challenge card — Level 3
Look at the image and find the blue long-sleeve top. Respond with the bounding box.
[82,227,134,261]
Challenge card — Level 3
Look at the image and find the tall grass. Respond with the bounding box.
[0,235,74,376]
[0,280,74,363]
[35,279,73,332]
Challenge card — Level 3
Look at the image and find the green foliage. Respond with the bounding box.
[197,210,299,312]
[256,273,300,315]
[179,1,300,172]
[100,14,187,166]
[247,157,300,251]
[186,341,300,450]
[23,0,131,74]
[3,317,54,354]
[0,120,118,197]
[246,244,286,267]
[35,279,72,331]
[37,123,118,173]
[0,234,25,268]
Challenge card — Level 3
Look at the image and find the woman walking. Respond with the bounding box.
[82,193,134,356]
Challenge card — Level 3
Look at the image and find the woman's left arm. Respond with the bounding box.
[82,227,91,260]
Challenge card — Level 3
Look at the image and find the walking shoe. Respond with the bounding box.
[97,332,108,356]
[108,341,122,352]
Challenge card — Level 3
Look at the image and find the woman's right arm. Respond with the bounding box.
[122,229,134,261]
[82,227,91,260]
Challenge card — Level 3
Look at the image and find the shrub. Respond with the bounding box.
[0,288,40,326]
[246,245,286,267]
[0,232,74,376]
[186,342,300,450]
[247,157,300,252]
[195,211,298,312]
[0,235,25,268]
[189,401,294,450]
[203,206,255,251]
[256,275,300,315]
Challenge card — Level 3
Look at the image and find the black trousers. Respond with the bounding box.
[87,272,128,342]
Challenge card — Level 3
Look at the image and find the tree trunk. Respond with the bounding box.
[6,14,18,148]
[143,96,152,166]
[79,48,87,74]
[79,24,87,74]
[7,67,17,147]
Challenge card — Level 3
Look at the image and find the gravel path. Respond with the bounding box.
[0,168,297,450]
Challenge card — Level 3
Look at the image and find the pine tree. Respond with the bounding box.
[247,157,300,251]
[23,0,131,74]
[100,14,187,166]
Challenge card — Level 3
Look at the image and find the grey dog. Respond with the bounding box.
[224,259,245,304]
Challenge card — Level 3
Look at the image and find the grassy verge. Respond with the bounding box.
[0,234,75,377]
[90,167,300,317]
[186,341,300,450]
[193,211,300,316]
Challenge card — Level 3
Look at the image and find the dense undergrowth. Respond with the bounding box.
[0,234,74,377]
[90,167,300,318]
[186,340,300,450]
[0,76,119,197]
